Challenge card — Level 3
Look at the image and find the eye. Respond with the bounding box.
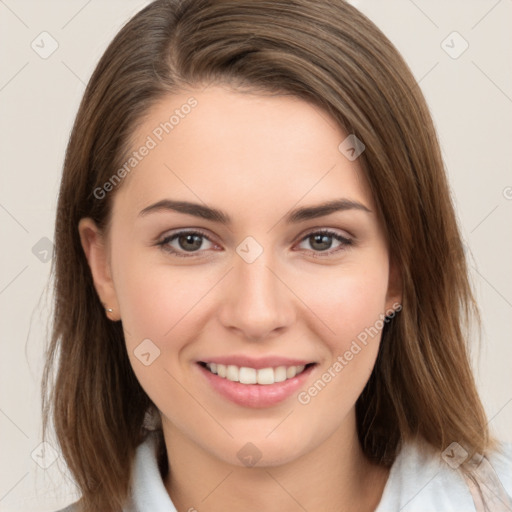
[157,230,217,257]
[156,228,353,258]
[296,229,353,256]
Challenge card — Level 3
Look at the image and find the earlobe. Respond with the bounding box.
[78,218,120,321]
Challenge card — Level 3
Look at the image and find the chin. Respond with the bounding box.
[209,427,315,469]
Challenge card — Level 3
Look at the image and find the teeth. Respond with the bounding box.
[239,367,257,384]
[274,366,287,383]
[257,368,274,385]
[226,365,239,382]
[205,363,308,385]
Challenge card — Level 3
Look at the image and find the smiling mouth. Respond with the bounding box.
[198,362,316,385]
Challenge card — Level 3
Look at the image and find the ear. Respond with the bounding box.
[78,217,120,321]
[385,257,403,314]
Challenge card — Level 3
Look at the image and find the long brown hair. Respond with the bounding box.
[42,0,490,510]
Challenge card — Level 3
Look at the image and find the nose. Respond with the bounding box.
[217,252,296,342]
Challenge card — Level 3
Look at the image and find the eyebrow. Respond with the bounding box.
[138,198,371,224]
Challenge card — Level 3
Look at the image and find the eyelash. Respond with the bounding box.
[156,228,353,258]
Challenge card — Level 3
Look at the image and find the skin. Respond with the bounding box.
[79,85,402,512]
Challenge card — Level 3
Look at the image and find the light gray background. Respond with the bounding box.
[0,1,511,510]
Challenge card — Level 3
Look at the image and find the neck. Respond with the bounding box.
[162,411,389,512]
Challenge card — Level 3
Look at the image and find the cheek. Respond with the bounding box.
[292,260,390,353]
[113,248,215,349]
[111,248,225,408]
[112,254,211,419]
[290,259,389,405]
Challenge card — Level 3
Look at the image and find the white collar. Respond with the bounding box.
[375,438,476,511]
[125,431,177,512]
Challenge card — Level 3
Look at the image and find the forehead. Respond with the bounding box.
[112,85,374,222]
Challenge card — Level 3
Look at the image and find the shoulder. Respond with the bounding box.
[52,432,175,512]
[473,441,512,508]
[486,441,512,495]
[376,438,512,512]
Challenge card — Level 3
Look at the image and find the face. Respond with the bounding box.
[80,85,401,468]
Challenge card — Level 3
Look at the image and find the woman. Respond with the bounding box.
[43,0,512,510]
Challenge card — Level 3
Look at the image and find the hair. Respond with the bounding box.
[42,0,491,510]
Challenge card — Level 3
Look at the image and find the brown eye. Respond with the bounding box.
[297,230,353,255]
[309,233,334,251]
[158,230,216,257]
[177,233,204,251]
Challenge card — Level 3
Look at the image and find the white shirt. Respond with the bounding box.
[60,431,512,511]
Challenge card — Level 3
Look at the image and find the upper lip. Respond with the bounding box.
[198,355,315,369]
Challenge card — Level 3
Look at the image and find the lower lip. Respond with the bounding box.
[197,363,316,408]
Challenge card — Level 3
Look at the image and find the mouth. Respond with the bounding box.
[198,361,315,385]
[196,360,317,408]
